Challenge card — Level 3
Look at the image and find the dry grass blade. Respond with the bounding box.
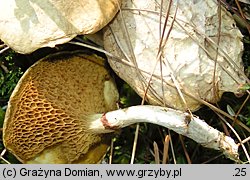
[216,113,250,163]
[168,130,177,164]
[234,94,250,126]
[220,0,250,34]
[212,0,222,102]
[237,0,250,4]
[153,141,160,164]
[158,0,172,106]
[0,44,7,49]
[0,46,9,54]
[158,3,194,115]
[0,62,9,73]
[179,135,192,164]
[159,0,164,39]
[235,0,250,33]
[130,124,140,164]
[162,135,170,164]
[242,136,250,144]
[202,154,224,164]
[109,139,114,164]
[115,2,147,91]
[0,149,11,164]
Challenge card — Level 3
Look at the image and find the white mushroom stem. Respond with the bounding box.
[87,105,239,162]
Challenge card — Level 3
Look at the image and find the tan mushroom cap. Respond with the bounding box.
[3,51,119,163]
[0,0,121,54]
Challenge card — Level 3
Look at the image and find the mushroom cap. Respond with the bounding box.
[3,51,119,163]
[0,0,121,54]
[104,0,245,111]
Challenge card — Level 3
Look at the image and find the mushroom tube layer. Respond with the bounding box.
[3,51,119,163]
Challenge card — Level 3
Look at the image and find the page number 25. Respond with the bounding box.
[233,168,247,176]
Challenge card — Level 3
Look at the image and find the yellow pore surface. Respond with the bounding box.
[3,51,118,163]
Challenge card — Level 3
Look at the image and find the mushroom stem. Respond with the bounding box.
[87,105,239,162]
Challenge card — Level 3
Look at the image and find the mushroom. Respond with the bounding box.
[0,0,121,54]
[1,0,244,163]
[3,51,119,163]
[103,0,247,111]
[3,51,239,163]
